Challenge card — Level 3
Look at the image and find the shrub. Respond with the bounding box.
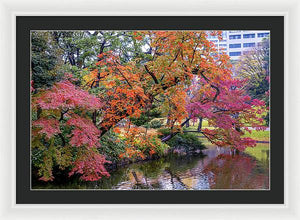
[119,127,170,160]
[149,119,163,128]
[147,136,170,156]
[157,128,171,137]
[168,133,206,152]
[157,128,206,152]
[99,130,127,163]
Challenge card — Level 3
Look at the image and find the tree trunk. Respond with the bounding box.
[161,118,190,142]
[76,48,81,67]
[127,122,131,133]
[68,52,76,66]
[185,118,190,128]
[92,110,97,125]
[197,117,203,132]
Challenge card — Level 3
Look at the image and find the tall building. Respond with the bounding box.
[207,31,270,61]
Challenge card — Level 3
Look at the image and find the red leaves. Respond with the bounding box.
[67,115,100,148]
[33,118,60,139]
[134,35,143,41]
[30,80,35,93]
[187,77,267,151]
[36,80,102,110]
[39,176,54,182]
[69,148,111,181]
[33,80,103,148]
[251,99,265,107]
[32,79,106,181]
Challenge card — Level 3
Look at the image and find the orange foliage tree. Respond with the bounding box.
[84,31,230,133]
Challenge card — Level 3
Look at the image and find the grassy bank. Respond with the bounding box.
[244,143,269,163]
[197,129,270,162]
[243,130,270,142]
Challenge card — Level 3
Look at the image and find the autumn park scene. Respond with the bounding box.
[31,30,270,190]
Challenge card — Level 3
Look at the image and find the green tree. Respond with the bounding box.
[31,31,64,89]
[234,38,270,101]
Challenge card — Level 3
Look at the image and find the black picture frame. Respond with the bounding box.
[16,16,284,204]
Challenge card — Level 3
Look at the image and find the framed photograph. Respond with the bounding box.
[3,0,300,218]
[16,16,283,204]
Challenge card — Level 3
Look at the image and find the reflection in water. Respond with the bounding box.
[203,154,269,189]
[33,144,269,190]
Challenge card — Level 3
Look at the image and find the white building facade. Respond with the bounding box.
[208,31,270,60]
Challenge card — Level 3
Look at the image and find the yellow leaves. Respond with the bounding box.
[39,109,61,118]
[103,80,116,88]
[119,126,166,160]
[83,69,98,86]
[54,146,73,170]
[31,133,44,149]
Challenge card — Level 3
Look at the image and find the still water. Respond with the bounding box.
[33,143,269,190]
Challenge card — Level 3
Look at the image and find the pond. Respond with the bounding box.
[32,143,269,190]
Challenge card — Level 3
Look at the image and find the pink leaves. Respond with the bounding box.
[33,118,60,139]
[238,138,257,150]
[37,80,102,110]
[69,149,111,181]
[215,115,235,130]
[32,79,107,181]
[187,102,214,119]
[33,80,103,147]
[39,175,54,182]
[30,80,35,93]
[186,76,267,151]
[67,115,100,148]
[33,80,103,148]
[251,99,265,107]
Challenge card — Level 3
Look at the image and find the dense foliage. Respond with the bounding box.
[31,30,268,182]
[234,38,270,101]
[31,32,64,88]
[158,128,205,152]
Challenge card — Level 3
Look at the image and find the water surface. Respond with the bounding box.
[33,144,269,190]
